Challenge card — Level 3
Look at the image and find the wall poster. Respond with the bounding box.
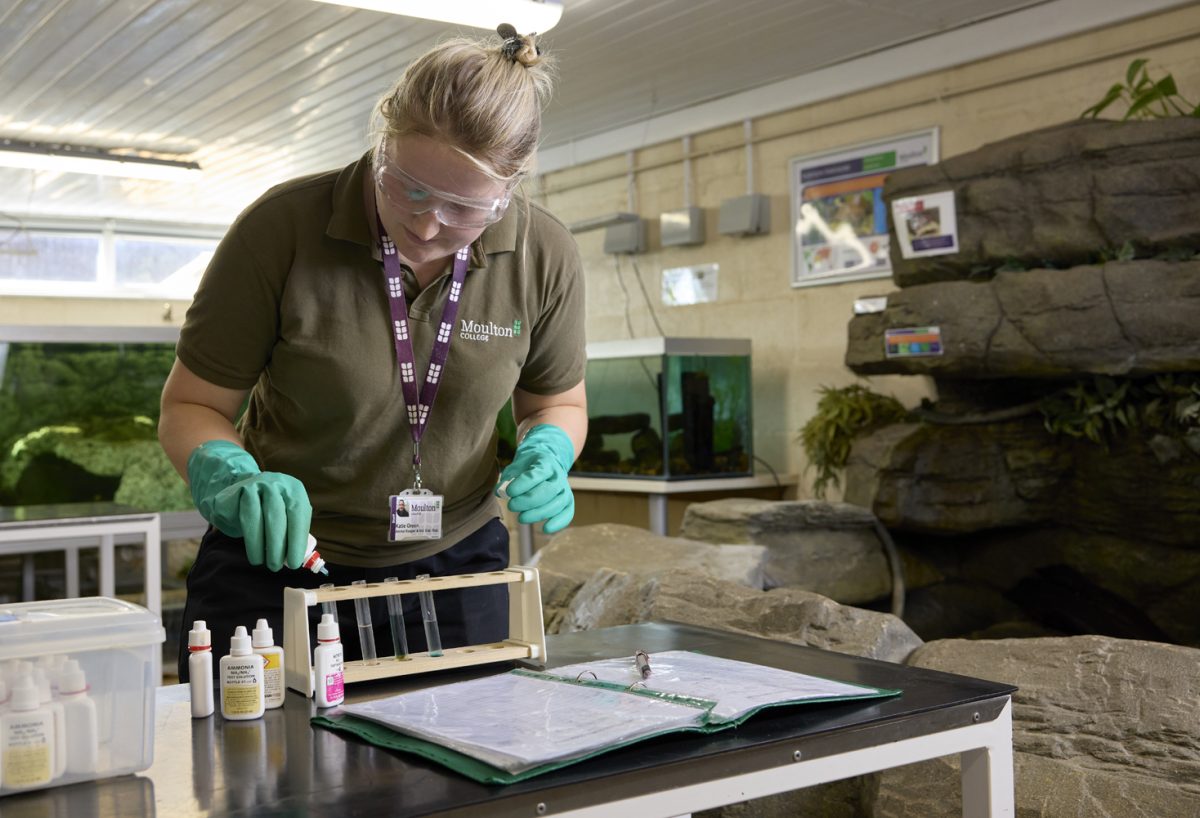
[790,129,938,288]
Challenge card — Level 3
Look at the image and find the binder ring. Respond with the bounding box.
[575,670,598,682]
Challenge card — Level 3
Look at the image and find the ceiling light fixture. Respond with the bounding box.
[311,0,563,32]
[0,139,202,182]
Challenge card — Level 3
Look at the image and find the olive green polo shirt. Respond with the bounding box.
[177,153,586,566]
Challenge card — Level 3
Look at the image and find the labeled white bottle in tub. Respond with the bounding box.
[1,676,55,789]
[58,659,98,775]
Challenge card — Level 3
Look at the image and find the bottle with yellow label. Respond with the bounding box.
[219,626,264,721]
[1,676,55,789]
[251,619,285,710]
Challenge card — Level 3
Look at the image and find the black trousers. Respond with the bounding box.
[177,518,510,681]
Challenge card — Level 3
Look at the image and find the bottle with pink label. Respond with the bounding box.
[313,613,344,708]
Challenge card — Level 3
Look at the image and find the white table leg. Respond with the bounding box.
[648,495,669,535]
[65,547,80,598]
[22,554,35,600]
[961,700,1015,818]
[99,533,116,599]
[144,516,162,620]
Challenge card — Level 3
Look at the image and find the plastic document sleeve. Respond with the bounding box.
[313,650,900,784]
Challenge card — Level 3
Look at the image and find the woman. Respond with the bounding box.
[160,27,586,680]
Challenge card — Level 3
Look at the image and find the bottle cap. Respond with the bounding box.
[301,535,328,575]
[188,620,212,649]
[230,625,252,655]
[10,676,38,711]
[252,618,274,648]
[59,659,88,695]
[317,612,340,642]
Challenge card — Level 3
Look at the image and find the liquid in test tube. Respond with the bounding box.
[319,583,337,622]
[350,580,378,665]
[383,576,409,660]
[415,574,443,657]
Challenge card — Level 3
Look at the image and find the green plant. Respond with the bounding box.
[1039,373,1200,447]
[1082,58,1199,120]
[800,385,909,498]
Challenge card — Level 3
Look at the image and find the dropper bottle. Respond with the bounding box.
[301,534,329,575]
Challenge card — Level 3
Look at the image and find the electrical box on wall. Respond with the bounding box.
[660,207,705,247]
[603,218,646,254]
[718,194,770,236]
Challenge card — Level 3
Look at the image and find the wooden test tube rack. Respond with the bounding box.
[282,566,546,697]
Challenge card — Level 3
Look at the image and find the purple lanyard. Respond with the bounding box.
[377,216,469,488]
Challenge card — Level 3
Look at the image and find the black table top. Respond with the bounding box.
[2,622,1016,817]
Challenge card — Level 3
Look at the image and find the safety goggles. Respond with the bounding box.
[374,159,511,229]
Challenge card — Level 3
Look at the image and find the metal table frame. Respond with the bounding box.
[0,622,1016,817]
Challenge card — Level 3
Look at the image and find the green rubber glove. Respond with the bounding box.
[186,440,312,572]
[496,423,576,534]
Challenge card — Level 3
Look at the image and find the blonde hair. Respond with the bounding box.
[371,28,554,181]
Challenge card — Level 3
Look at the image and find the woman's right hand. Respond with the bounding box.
[187,440,312,572]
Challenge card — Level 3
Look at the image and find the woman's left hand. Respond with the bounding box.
[496,423,575,534]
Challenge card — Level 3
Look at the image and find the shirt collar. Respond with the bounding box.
[327,150,520,269]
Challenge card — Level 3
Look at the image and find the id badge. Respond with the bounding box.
[388,488,443,541]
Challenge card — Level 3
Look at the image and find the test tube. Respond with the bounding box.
[350,580,378,665]
[415,573,443,657]
[319,583,337,622]
[383,577,409,660]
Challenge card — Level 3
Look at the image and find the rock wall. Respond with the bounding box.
[882,118,1200,287]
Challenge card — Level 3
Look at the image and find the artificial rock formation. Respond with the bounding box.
[679,497,892,602]
[846,259,1200,378]
[883,118,1200,287]
[871,636,1200,818]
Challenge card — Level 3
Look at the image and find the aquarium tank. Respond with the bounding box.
[0,326,193,518]
[573,338,752,480]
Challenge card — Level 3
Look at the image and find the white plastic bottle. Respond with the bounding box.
[57,660,98,775]
[1,676,55,789]
[188,620,215,718]
[313,613,344,708]
[32,668,65,778]
[251,619,285,710]
[219,626,265,721]
[300,534,329,575]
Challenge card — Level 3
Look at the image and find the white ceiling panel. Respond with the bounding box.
[0,0,1181,226]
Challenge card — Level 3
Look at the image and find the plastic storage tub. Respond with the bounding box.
[0,597,164,795]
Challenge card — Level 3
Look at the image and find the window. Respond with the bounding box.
[0,218,220,299]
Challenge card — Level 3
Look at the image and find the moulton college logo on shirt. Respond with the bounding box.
[459,318,522,342]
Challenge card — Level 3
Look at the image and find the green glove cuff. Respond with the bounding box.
[186,440,261,526]
[516,423,576,472]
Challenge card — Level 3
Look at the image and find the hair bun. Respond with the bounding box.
[497,24,541,66]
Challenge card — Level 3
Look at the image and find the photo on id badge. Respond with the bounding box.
[389,491,443,541]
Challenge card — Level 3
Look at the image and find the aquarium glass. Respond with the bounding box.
[0,340,193,515]
[576,345,751,479]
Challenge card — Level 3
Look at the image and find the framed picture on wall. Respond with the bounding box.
[789,128,938,288]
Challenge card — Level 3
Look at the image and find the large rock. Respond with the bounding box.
[869,636,1200,817]
[680,498,891,602]
[556,567,923,664]
[845,260,1200,379]
[845,419,1200,548]
[883,118,1200,287]
[532,523,767,587]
